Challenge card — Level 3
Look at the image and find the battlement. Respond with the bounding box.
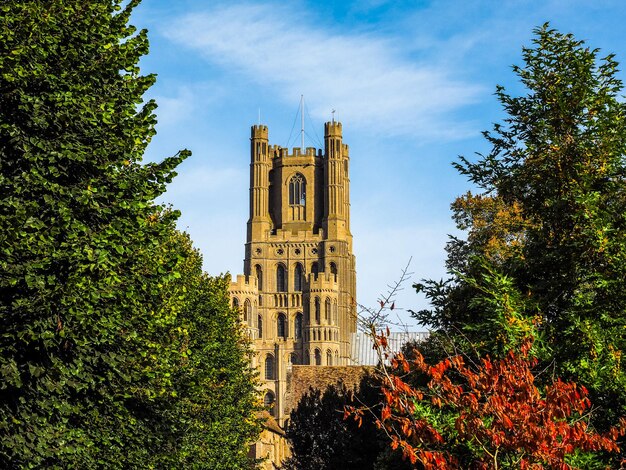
[269,145,323,159]
[308,272,339,292]
[230,274,259,294]
[251,125,268,139]
[325,121,342,137]
[268,228,324,241]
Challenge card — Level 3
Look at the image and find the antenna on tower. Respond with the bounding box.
[331,109,336,124]
[300,95,305,150]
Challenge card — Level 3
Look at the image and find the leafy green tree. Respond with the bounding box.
[414,24,626,448]
[0,1,259,467]
[150,233,261,469]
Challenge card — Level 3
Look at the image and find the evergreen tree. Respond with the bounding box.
[0,1,259,467]
[415,24,626,441]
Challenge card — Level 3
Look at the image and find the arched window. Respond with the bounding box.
[294,263,303,292]
[265,355,275,380]
[314,297,321,324]
[324,297,331,322]
[264,391,275,416]
[232,297,239,309]
[311,262,319,280]
[277,313,287,338]
[258,314,263,338]
[295,313,303,340]
[314,349,322,366]
[243,299,251,323]
[276,264,286,292]
[327,350,332,366]
[330,262,337,281]
[255,264,263,290]
[335,350,339,365]
[289,173,306,206]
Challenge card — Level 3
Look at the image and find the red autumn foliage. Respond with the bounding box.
[349,337,625,469]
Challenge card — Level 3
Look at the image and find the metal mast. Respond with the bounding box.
[300,94,305,150]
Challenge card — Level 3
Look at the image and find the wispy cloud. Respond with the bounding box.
[163,2,485,141]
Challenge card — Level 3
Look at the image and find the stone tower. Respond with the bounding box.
[230,121,357,424]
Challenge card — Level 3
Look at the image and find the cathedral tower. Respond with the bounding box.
[230,121,357,424]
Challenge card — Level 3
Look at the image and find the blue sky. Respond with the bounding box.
[133,0,626,329]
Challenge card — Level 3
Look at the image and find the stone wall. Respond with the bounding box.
[286,365,374,411]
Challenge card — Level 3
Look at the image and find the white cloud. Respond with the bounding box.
[163,2,484,141]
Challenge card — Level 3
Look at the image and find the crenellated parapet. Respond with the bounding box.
[229,274,260,340]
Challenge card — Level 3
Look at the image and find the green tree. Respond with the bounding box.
[414,24,626,447]
[151,233,261,469]
[0,1,259,467]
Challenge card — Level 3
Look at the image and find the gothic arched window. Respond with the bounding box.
[289,173,306,206]
[294,263,304,292]
[276,264,287,292]
[326,350,333,366]
[258,314,263,338]
[255,264,263,290]
[265,355,275,380]
[243,299,251,323]
[290,352,299,365]
[311,262,319,280]
[324,297,331,322]
[295,313,303,340]
[277,313,287,338]
[232,297,239,309]
[264,391,275,416]
[314,297,321,324]
[330,262,337,281]
[314,349,322,366]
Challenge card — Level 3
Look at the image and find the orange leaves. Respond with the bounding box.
[347,331,626,468]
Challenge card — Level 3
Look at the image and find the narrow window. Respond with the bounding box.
[327,350,332,366]
[315,297,321,324]
[258,314,263,338]
[265,355,275,380]
[324,298,331,322]
[311,262,319,280]
[294,263,303,291]
[255,264,263,290]
[295,313,303,340]
[330,262,337,281]
[264,391,275,416]
[277,313,287,338]
[314,349,321,366]
[276,264,286,292]
[232,297,239,309]
[244,299,251,323]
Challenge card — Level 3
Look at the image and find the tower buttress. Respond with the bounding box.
[247,125,271,243]
[323,122,347,239]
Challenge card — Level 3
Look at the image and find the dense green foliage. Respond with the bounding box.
[282,379,412,470]
[413,25,626,463]
[0,1,258,467]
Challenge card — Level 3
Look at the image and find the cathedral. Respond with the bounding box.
[229,120,357,425]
